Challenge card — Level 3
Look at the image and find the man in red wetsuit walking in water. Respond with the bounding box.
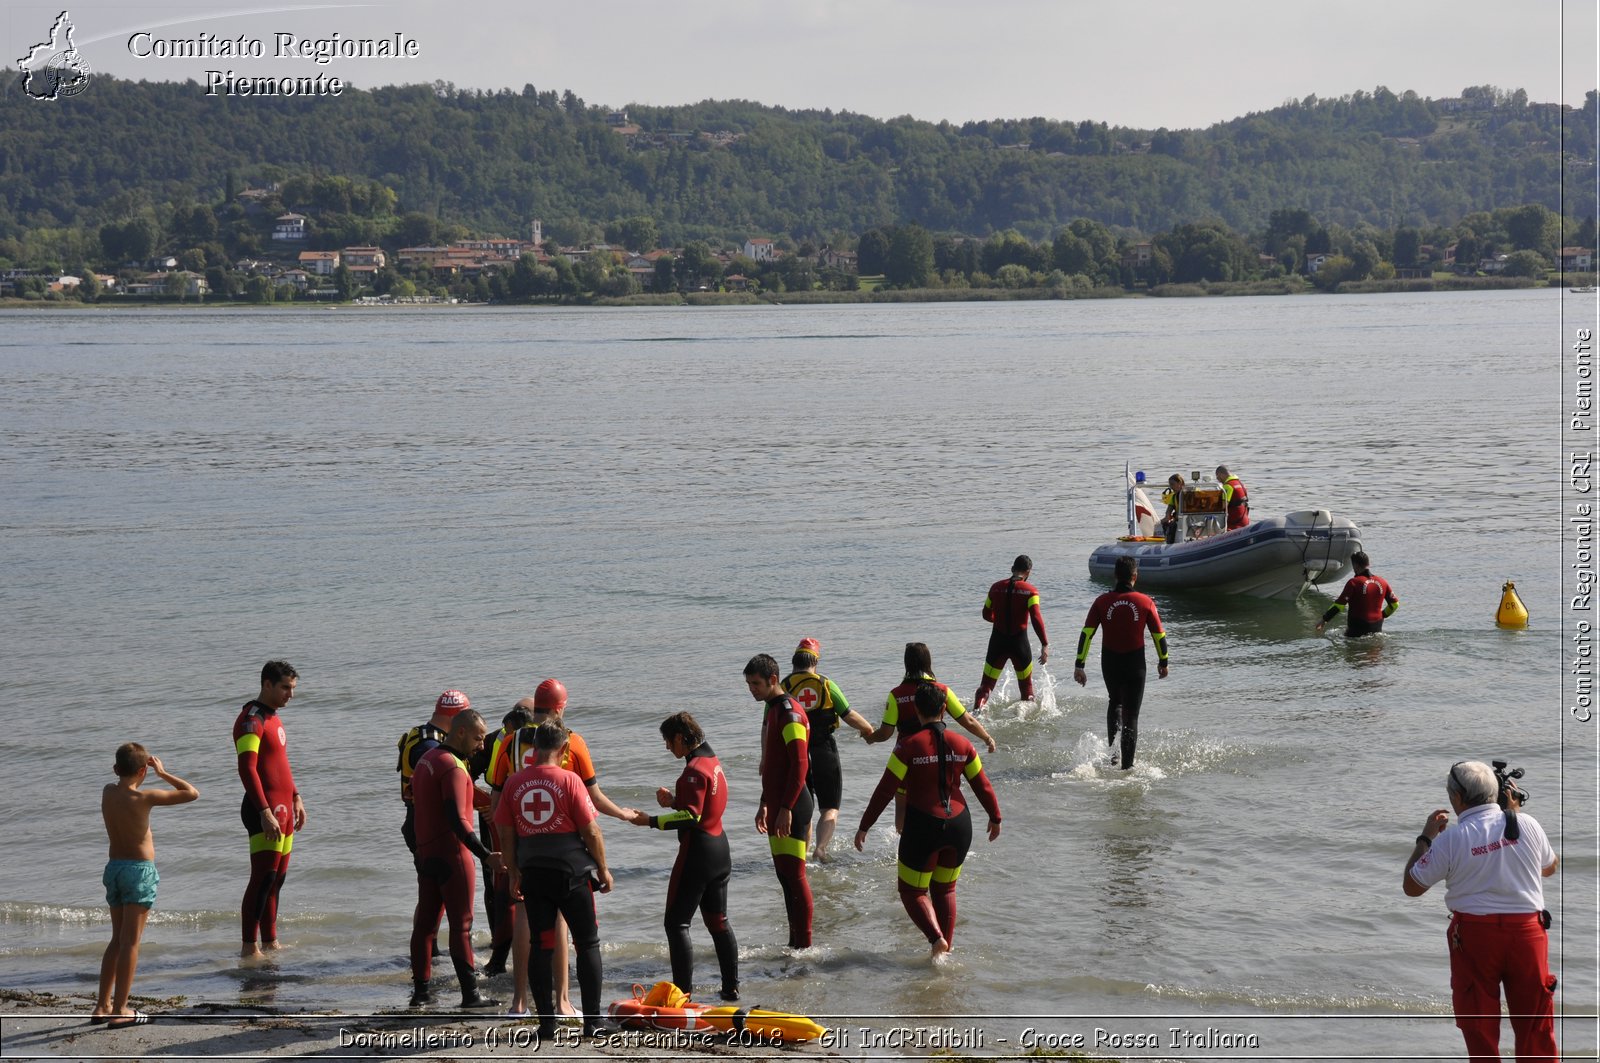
[1073,556,1170,770]
[745,653,813,949]
[1315,550,1399,637]
[233,659,304,960]
[974,554,1050,710]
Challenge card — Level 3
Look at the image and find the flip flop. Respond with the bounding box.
[106,1009,150,1029]
[504,1008,531,1018]
[88,1015,109,1025]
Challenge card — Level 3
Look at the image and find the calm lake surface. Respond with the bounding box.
[1,292,1594,1060]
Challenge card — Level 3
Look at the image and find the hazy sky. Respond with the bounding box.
[5,0,1597,129]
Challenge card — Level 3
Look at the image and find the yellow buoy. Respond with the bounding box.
[1496,580,1529,628]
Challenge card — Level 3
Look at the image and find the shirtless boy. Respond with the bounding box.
[94,743,199,1027]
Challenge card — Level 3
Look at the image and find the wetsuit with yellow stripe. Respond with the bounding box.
[759,692,813,948]
[976,575,1049,706]
[233,699,296,945]
[857,722,1001,948]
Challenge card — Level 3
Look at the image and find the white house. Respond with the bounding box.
[273,213,308,241]
[743,238,775,262]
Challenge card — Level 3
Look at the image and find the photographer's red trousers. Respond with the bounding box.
[1447,911,1558,1062]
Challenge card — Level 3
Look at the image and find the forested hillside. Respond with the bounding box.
[1,76,1594,247]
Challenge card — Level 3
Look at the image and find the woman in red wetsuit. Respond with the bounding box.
[233,660,303,960]
[854,682,1002,957]
[626,711,739,1001]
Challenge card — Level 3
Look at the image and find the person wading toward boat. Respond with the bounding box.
[973,555,1050,710]
[1315,550,1399,637]
[1073,556,1170,770]
[868,643,995,831]
[855,681,1002,958]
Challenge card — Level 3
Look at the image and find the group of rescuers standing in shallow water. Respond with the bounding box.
[98,488,1411,1040]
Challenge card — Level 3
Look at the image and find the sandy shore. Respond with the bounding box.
[0,991,840,1061]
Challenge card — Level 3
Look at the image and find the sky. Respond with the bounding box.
[3,0,1596,129]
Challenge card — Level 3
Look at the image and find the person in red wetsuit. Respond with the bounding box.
[1316,551,1400,637]
[409,708,503,1009]
[233,659,303,960]
[1073,556,1170,770]
[868,642,996,832]
[626,711,740,1001]
[494,720,614,1041]
[1216,465,1250,530]
[974,554,1050,710]
[855,681,1002,957]
[745,652,813,949]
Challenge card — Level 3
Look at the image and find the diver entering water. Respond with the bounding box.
[1073,557,1170,770]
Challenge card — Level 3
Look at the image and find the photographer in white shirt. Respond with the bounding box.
[1404,760,1559,1062]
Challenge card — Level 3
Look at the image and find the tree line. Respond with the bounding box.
[1,73,1593,256]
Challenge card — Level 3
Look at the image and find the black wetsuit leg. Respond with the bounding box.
[1100,649,1147,769]
[806,734,843,812]
[663,831,734,995]
[1345,616,1383,637]
[521,866,602,1031]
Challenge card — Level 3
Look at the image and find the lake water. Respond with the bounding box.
[1,292,1595,1060]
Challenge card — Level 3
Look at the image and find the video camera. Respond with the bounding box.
[1492,760,1528,841]
[1492,759,1529,809]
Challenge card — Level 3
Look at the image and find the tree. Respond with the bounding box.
[1392,227,1421,267]
[885,224,934,287]
[1500,249,1549,278]
[245,275,275,303]
[334,264,357,300]
[611,216,659,254]
[652,256,676,293]
[164,271,188,301]
[1504,204,1558,255]
[857,228,890,275]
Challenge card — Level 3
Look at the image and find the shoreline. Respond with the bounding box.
[0,990,841,1060]
[0,273,1568,311]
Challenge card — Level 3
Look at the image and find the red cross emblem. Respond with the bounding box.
[520,786,557,827]
[794,687,819,711]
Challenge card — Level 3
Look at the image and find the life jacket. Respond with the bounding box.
[396,722,446,803]
[1223,477,1249,514]
[781,672,837,733]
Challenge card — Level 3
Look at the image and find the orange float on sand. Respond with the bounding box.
[608,982,713,1031]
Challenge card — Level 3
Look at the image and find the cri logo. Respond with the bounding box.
[793,687,819,711]
[520,785,557,827]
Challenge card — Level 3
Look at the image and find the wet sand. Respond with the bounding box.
[0,990,838,1060]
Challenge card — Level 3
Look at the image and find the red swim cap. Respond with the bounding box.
[795,638,821,657]
[533,678,567,712]
[434,689,470,717]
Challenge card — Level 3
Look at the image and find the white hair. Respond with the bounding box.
[1447,760,1497,806]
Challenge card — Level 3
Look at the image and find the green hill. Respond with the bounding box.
[1,75,1593,249]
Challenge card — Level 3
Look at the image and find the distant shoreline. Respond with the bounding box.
[1,274,1570,311]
